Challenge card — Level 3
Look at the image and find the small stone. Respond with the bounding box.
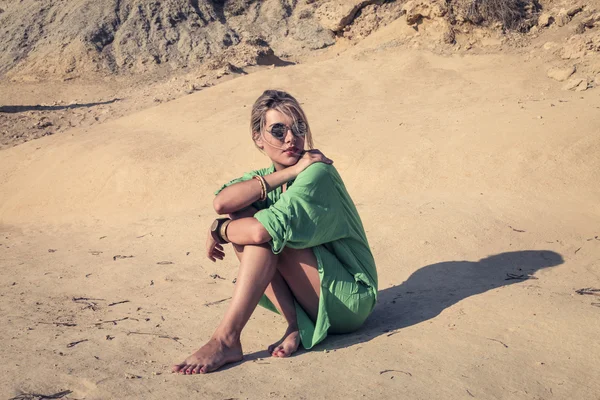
[566,5,583,17]
[538,12,553,27]
[574,79,589,91]
[562,77,585,91]
[37,120,53,129]
[561,47,586,60]
[402,0,446,25]
[556,10,571,27]
[577,13,600,33]
[543,41,558,51]
[547,65,576,81]
[186,83,200,93]
[537,116,543,119]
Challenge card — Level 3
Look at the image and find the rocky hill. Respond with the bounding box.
[0,0,385,80]
[0,0,553,81]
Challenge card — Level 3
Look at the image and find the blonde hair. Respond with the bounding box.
[250,90,314,150]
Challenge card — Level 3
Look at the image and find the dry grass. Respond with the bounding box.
[464,0,539,31]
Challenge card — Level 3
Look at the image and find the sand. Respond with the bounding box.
[1,26,600,399]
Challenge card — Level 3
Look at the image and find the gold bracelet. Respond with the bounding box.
[220,219,231,243]
[260,175,268,200]
[253,175,267,201]
[258,175,267,200]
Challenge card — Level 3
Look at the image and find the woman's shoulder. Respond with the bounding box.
[296,162,338,184]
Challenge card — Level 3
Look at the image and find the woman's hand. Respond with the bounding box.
[206,229,225,262]
[292,149,333,176]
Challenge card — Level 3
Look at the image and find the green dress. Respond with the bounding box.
[215,163,378,349]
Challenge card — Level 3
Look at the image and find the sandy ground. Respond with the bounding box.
[1,24,600,399]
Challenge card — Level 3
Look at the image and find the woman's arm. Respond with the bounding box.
[213,167,297,215]
[214,150,333,215]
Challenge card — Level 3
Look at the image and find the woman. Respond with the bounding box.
[173,90,378,374]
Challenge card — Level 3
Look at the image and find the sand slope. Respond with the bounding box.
[1,39,600,399]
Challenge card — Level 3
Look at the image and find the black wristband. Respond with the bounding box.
[210,218,230,245]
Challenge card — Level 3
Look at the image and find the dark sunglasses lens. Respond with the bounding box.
[293,122,307,137]
[270,123,286,139]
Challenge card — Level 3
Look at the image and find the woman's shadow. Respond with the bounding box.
[321,250,564,350]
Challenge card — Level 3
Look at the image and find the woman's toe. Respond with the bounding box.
[271,346,283,356]
[172,363,185,373]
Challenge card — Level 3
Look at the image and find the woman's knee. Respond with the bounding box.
[232,242,273,260]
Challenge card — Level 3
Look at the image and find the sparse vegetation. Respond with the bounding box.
[462,0,539,31]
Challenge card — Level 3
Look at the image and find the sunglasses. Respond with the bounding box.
[266,122,307,141]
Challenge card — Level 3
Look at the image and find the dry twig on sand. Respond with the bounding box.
[505,273,537,281]
[94,317,131,326]
[72,296,104,311]
[126,331,183,345]
[108,300,130,306]
[379,369,412,376]
[9,390,73,400]
[487,338,509,348]
[575,288,600,296]
[204,297,232,307]
[66,339,88,348]
[39,322,77,327]
[508,225,526,233]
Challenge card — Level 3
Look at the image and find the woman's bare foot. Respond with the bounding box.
[268,326,301,357]
[172,337,243,374]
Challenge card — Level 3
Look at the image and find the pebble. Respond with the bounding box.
[538,12,553,27]
[562,77,586,91]
[547,65,576,82]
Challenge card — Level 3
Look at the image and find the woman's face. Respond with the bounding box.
[256,109,305,170]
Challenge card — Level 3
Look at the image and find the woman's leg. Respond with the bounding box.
[266,247,321,357]
[228,207,320,357]
[172,209,321,374]
[231,239,299,338]
[231,238,321,357]
[172,242,279,374]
